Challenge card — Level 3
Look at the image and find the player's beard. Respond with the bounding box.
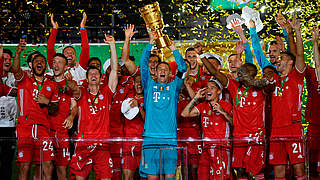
[32,67,46,77]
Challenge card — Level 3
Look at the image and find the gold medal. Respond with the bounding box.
[208,110,212,116]
[278,92,282,97]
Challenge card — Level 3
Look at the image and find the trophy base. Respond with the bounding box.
[155,35,172,49]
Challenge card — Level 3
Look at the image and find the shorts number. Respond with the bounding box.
[63,148,70,158]
[43,141,53,151]
[109,158,113,168]
[292,143,302,154]
[197,145,202,154]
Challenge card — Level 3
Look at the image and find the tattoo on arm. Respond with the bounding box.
[188,98,198,112]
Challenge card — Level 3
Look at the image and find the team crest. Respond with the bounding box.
[99,94,104,100]
[47,86,51,91]
[19,152,23,158]
[252,91,257,97]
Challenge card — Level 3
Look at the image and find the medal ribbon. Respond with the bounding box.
[88,89,100,107]
[236,86,251,106]
[278,75,288,96]
[34,77,45,93]
[57,80,68,93]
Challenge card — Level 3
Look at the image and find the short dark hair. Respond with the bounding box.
[53,53,68,65]
[280,52,296,65]
[88,57,102,67]
[27,51,41,63]
[156,61,171,72]
[243,63,258,78]
[63,46,76,53]
[3,49,13,58]
[228,53,237,60]
[263,65,277,74]
[86,66,101,78]
[149,54,161,64]
[32,53,46,62]
[269,40,278,46]
[185,47,196,55]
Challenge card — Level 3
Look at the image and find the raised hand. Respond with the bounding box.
[146,25,157,44]
[275,10,287,28]
[129,99,138,108]
[16,39,27,54]
[235,41,245,55]
[195,87,206,99]
[312,26,319,42]
[64,69,73,82]
[80,12,87,28]
[103,34,115,45]
[50,13,59,29]
[34,94,50,105]
[289,15,300,31]
[124,24,137,40]
[231,18,244,35]
[168,40,176,51]
[275,36,285,52]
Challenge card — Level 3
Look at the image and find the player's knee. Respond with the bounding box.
[293,163,305,176]
[273,165,286,178]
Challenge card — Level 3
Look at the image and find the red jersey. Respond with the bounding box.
[48,79,75,132]
[76,85,113,139]
[305,66,320,125]
[16,72,59,127]
[109,76,134,137]
[0,82,12,96]
[47,28,89,69]
[123,95,144,138]
[227,78,266,137]
[271,67,305,128]
[177,98,201,129]
[195,100,232,146]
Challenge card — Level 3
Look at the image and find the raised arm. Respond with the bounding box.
[169,41,187,73]
[105,35,118,92]
[276,10,295,54]
[201,58,228,87]
[47,13,59,68]
[12,39,26,81]
[289,16,305,72]
[249,20,272,70]
[140,26,155,87]
[181,88,205,118]
[122,24,138,75]
[312,26,319,80]
[79,12,90,69]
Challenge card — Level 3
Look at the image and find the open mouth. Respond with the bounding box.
[4,63,10,67]
[91,77,97,81]
[160,74,165,78]
[207,92,212,97]
[36,64,42,71]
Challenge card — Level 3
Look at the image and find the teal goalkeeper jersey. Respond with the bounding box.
[140,44,187,144]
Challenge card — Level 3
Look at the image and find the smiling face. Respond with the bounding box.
[186,50,198,70]
[32,56,46,76]
[276,53,293,73]
[205,82,221,101]
[52,56,67,77]
[63,47,76,65]
[156,63,171,84]
[87,68,101,86]
[228,55,242,73]
[134,76,143,95]
[148,56,159,76]
[2,53,12,73]
[268,44,280,65]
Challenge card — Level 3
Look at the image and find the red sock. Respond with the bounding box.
[255,173,265,180]
[274,178,286,180]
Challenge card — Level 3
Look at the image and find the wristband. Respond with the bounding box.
[80,27,85,30]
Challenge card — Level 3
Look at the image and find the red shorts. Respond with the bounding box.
[110,139,123,179]
[232,143,265,175]
[269,139,305,165]
[70,143,113,179]
[50,130,70,166]
[198,145,231,180]
[177,127,201,165]
[122,142,142,171]
[17,124,54,163]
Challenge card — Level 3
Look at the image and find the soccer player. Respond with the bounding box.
[268,16,307,180]
[13,39,59,180]
[202,57,275,179]
[122,75,145,180]
[0,46,18,180]
[50,53,80,180]
[47,12,89,83]
[181,78,233,180]
[139,28,187,179]
[70,34,118,180]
